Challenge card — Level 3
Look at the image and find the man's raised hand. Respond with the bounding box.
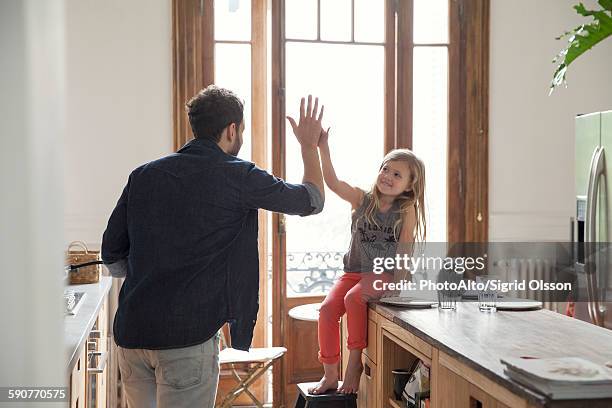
[287,95,324,148]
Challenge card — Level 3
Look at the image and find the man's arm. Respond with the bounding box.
[101,175,131,278]
[241,95,327,216]
[241,164,323,216]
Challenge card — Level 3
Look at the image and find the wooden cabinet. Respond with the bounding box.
[359,353,377,408]
[349,304,612,407]
[435,351,525,408]
[87,297,109,408]
[342,310,380,408]
[437,362,512,408]
[364,309,378,362]
[69,297,109,408]
[70,346,87,408]
[378,319,432,408]
[362,309,531,408]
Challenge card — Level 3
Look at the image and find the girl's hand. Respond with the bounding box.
[319,127,331,147]
[286,95,324,148]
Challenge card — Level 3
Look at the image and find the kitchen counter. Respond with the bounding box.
[371,302,612,406]
[65,276,112,372]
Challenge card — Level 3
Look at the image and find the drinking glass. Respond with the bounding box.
[477,275,497,312]
[437,289,458,310]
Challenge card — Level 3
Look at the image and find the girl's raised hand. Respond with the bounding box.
[287,95,325,148]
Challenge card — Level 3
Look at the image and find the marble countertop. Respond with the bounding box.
[371,302,612,406]
[65,276,112,372]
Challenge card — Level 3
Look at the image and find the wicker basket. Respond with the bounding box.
[66,241,101,284]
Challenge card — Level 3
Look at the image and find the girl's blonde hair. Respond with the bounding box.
[363,149,427,242]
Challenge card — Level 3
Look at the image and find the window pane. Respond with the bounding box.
[412,47,448,242]
[354,0,384,43]
[285,43,384,297]
[214,43,252,161]
[321,0,351,41]
[214,0,251,41]
[414,0,448,44]
[285,0,317,40]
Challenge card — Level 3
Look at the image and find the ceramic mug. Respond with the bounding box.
[392,369,412,401]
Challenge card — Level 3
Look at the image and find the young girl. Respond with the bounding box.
[310,128,426,395]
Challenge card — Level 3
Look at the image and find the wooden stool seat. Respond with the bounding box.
[294,382,357,408]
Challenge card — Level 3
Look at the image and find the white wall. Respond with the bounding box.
[64,0,173,247]
[0,0,66,394]
[489,0,612,241]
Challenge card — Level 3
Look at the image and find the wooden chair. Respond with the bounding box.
[216,326,286,408]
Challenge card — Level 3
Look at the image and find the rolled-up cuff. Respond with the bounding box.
[105,258,128,278]
[318,351,340,365]
[302,182,324,215]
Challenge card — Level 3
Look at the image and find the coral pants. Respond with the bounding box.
[317,272,393,364]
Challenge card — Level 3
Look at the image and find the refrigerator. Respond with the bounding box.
[574,110,612,329]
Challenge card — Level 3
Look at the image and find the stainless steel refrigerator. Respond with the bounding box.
[574,110,612,328]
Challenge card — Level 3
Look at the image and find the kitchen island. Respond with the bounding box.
[65,276,112,371]
[65,275,112,408]
[345,302,612,407]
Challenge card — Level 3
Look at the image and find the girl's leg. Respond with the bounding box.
[309,273,361,394]
[339,272,393,393]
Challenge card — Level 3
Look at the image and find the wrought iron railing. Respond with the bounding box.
[267,251,345,296]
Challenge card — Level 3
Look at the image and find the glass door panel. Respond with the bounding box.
[284,42,384,297]
[320,0,352,41]
[354,0,384,43]
[413,0,449,44]
[412,46,448,242]
[214,0,251,41]
[214,43,252,161]
[285,0,318,40]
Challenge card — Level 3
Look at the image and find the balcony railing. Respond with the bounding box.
[268,251,345,297]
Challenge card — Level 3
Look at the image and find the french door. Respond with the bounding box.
[272,0,405,405]
[171,1,488,406]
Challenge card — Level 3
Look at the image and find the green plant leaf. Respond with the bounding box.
[550,0,612,93]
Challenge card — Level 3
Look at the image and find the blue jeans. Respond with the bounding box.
[117,333,220,408]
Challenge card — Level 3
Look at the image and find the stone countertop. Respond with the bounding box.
[371,302,612,406]
[65,276,112,372]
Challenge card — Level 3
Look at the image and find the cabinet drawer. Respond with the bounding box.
[363,313,378,362]
[437,352,526,408]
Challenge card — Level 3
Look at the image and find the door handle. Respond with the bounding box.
[87,351,108,374]
[585,146,607,326]
[364,363,371,379]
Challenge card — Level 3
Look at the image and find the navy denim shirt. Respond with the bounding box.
[101,138,323,351]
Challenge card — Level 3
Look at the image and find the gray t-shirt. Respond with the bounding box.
[343,193,401,273]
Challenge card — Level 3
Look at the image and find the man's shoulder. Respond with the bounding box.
[129,153,259,181]
[126,155,177,176]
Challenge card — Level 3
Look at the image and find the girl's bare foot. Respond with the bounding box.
[308,362,339,394]
[338,362,363,394]
[338,349,363,394]
[308,375,339,395]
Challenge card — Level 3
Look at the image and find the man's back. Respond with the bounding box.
[102,138,321,350]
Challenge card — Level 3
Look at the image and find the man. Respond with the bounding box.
[101,85,325,407]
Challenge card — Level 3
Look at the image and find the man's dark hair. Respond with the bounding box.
[186,85,244,142]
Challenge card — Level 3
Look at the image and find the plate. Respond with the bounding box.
[495,298,542,310]
[380,297,437,308]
